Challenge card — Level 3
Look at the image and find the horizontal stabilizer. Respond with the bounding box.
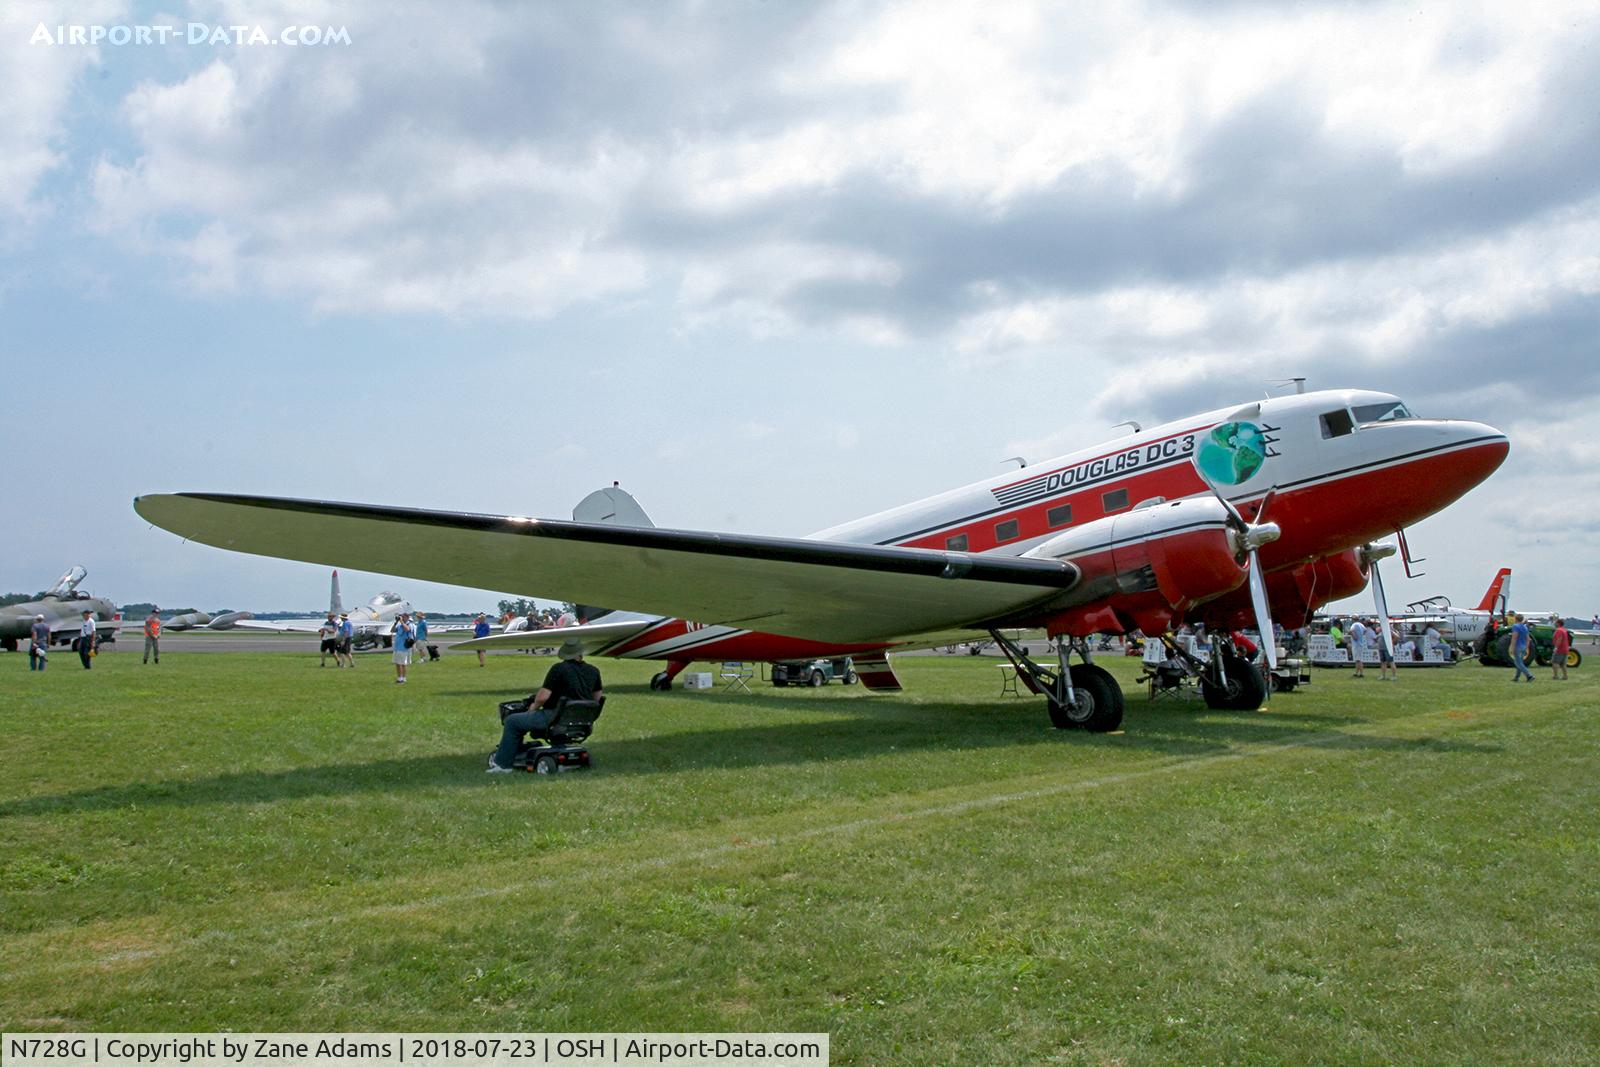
[453,618,656,654]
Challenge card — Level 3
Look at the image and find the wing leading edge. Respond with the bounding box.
[133,493,1079,644]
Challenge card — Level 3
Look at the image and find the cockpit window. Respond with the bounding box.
[1352,401,1414,424]
[1319,409,1355,438]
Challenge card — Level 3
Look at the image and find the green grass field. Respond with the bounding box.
[3,648,1598,1064]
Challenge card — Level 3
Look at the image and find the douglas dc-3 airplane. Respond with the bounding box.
[135,388,1507,731]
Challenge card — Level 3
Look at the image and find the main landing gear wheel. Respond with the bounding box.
[1201,653,1268,710]
[649,671,673,691]
[1045,663,1124,733]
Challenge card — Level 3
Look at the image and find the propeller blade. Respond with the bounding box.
[1247,554,1278,671]
[1253,486,1279,527]
[1370,554,1394,660]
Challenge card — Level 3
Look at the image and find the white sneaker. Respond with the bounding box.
[487,758,514,774]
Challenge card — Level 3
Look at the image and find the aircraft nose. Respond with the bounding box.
[1441,420,1510,489]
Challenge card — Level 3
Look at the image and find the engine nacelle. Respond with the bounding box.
[1199,547,1370,630]
[1023,496,1248,635]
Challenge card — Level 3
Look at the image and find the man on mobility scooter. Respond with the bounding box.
[490,638,605,775]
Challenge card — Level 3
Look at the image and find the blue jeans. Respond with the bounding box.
[1512,646,1534,680]
[494,707,556,768]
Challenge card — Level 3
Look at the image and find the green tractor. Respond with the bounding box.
[1476,622,1582,669]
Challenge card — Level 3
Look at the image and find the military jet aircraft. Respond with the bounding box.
[0,567,120,650]
[162,609,255,631]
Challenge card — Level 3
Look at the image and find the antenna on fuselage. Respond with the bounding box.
[1000,456,1027,469]
[1270,377,1307,395]
[1111,420,1142,434]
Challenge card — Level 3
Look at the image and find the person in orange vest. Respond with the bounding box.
[143,610,162,665]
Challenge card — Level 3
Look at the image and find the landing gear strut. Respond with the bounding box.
[1198,638,1268,711]
[990,630,1124,732]
[649,659,691,691]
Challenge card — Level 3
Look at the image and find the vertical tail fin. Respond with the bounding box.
[1473,568,1510,613]
[330,570,344,615]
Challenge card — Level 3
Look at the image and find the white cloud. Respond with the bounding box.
[0,0,126,230]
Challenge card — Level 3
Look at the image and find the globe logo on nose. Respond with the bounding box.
[1198,421,1269,485]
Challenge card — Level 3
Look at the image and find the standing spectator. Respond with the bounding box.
[1346,618,1368,677]
[413,611,430,664]
[1550,618,1571,681]
[473,613,491,666]
[29,614,50,671]
[319,613,340,667]
[392,613,415,684]
[142,610,162,665]
[77,610,97,669]
[1378,620,1398,681]
[1508,613,1535,682]
[337,613,355,668]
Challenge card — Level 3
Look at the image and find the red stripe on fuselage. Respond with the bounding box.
[902,463,1208,552]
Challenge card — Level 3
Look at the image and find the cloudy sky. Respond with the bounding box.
[2,0,1597,619]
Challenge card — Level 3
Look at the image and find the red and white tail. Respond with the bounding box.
[1474,568,1511,613]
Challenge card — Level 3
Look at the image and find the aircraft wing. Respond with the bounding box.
[453,618,660,654]
[234,618,326,634]
[134,494,1080,645]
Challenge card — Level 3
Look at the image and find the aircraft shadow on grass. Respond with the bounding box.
[0,691,1500,818]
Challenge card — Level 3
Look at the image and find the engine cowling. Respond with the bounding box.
[1023,496,1249,636]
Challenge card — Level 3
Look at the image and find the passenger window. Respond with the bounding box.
[1101,488,1129,513]
[1046,503,1072,529]
[994,519,1020,543]
[1320,409,1355,437]
[945,533,968,552]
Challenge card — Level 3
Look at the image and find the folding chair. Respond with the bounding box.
[719,661,754,693]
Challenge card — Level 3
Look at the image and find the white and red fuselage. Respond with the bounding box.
[578,389,1507,679]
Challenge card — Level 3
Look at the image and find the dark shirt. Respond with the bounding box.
[540,659,603,706]
[31,621,50,647]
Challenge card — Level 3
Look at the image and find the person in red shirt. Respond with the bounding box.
[1550,618,1571,681]
[143,611,161,665]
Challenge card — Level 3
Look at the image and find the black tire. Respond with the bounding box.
[1487,632,1518,668]
[843,669,858,685]
[1272,676,1298,693]
[772,666,789,687]
[1046,664,1124,732]
[808,669,825,687]
[649,671,672,691]
[969,646,982,655]
[1202,653,1269,710]
[534,755,558,775]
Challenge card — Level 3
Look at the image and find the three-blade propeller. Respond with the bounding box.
[1195,472,1282,671]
